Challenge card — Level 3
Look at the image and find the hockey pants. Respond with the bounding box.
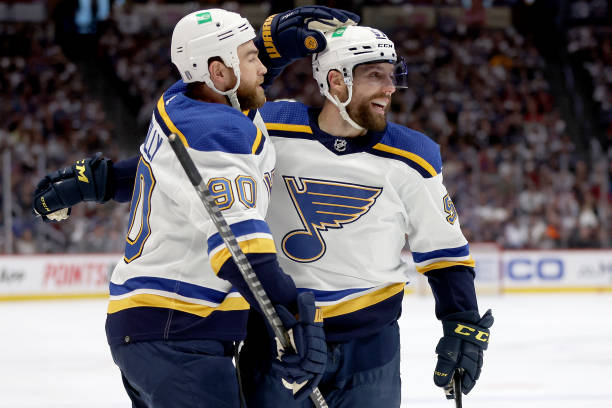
[240,320,401,407]
[109,339,241,408]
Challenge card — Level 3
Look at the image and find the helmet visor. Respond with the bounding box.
[392,56,409,89]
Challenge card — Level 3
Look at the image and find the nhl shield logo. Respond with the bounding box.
[334,139,347,152]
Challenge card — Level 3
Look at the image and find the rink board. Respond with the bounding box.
[1,249,612,300]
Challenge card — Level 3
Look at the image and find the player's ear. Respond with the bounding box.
[208,58,233,90]
[327,70,346,97]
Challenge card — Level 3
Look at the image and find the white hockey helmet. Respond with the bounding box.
[312,26,400,130]
[171,9,256,110]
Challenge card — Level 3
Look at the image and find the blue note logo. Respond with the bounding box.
[282,177,382,263]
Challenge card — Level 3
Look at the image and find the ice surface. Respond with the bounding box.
[1,294,611,407]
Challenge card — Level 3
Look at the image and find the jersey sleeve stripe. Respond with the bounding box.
[416,258,476,274]
[107,292,249,316]
[313,282,405,319]
[412,244,470,263]
[207,219,272,252]
[210,238,277,274]
[371,143,438,177]
[155,95,189,147]
[266,123,313,134]
[251,128,263,154]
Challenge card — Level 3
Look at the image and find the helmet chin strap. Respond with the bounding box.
[324,82,365,132]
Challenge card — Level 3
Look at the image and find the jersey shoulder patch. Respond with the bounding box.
[153,81,262,155]
[369,123,442,178]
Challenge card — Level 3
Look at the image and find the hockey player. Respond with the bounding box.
[29,7,359,408]
[33,24,493,408]
[238,26,494,407]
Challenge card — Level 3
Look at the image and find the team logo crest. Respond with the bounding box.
[334,139,347,152]
[282,177,382,262]
[304,36,318,50]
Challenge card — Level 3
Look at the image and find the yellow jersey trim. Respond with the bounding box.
[251,128,263,154]
[372,143,437,177]
[320,282,405,319]
[107,293,249,316]
[156,95,189,147]
[416,257,476,274]
[265,123,313,134]
[210,237,277,274]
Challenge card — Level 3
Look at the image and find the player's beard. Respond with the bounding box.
[346,94,389,132]
[237,82,266,110]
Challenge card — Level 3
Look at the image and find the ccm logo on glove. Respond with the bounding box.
[454,324,490,343]
[75,160,90,183]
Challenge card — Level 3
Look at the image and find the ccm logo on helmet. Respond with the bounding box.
[378,44,393,48]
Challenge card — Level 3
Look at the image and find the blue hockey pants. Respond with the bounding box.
[240,321,401,408]
[109,339,241,408]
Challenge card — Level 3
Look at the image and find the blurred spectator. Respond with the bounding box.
[1,3,609,253]
[0,22,128,255]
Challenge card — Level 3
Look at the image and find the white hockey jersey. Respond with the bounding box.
[105,81,288,345]
[259,101,475,341]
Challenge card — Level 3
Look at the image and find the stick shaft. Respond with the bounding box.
[453,370,463,408]
[168,134,328,408]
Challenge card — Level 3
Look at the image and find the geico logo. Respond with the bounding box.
[377,44,393,48]
[507,258,564,280]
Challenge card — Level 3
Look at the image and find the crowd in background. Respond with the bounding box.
[1,1,610,254]
[0,22,129,254]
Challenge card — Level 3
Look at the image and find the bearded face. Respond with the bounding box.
[236,78,266,110]
[336,62,396,132]
[235,40,267,110]
[346,91,390,132]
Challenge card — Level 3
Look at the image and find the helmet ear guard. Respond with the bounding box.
[171,9,256,110]
[312,26,403,130]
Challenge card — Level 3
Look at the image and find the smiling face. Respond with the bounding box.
[341,62,397,131]
[234,40,267,110]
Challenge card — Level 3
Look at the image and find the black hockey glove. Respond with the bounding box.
[256,6,359,87]
[269,292,327,401]
[434,309,493,399]
[33,153,114,222]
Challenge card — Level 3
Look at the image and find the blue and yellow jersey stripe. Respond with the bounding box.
[107,276,250,316]
[155,94,189,147]
[259,101,315,140]
[369,122,442,178]
[152,80,265,155]
[371,143,438,177]
[299,282,406,342]
[412,244,476,273]
[207,219,277,274]
[310,282,406,319]
[265,122,314,140]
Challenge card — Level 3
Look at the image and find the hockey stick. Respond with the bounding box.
[168,134,328,408]
[453,369,463,408]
